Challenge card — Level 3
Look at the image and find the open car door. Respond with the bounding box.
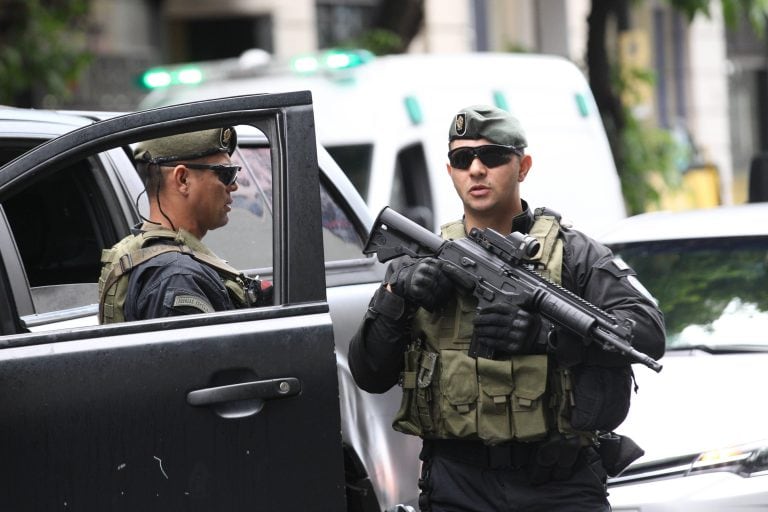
[0,93,346,511]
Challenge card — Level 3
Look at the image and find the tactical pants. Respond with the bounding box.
[418,441,611,512]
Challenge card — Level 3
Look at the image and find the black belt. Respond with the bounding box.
[423,439,538,469]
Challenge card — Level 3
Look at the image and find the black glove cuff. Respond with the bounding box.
[370,284,414,322]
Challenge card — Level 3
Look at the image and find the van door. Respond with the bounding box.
[0,93,347,511]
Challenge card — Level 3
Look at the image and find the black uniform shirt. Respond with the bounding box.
[124,245,236,321]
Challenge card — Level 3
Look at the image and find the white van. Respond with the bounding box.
[141,50,626,234]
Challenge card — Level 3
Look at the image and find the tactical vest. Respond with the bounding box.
[392,209,587,445]
[98,224,251,324]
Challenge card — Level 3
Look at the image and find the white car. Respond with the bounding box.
[598,203,768,511]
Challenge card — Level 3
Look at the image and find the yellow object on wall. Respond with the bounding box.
[648,164,721,211]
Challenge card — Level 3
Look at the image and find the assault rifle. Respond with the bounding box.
[364,207,662,373]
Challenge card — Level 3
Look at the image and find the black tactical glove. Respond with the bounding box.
[472,303,538,354]
[388,257,473,312]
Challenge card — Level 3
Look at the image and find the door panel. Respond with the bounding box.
[0,93,346,510]
[0,310,344,511]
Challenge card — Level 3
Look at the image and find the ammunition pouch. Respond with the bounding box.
[569,365,633,432]
[529,432,584,485]
[393,211,605,446]
[393,347,550,444]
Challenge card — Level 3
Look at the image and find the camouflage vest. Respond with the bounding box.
[392,210,587,445]
[98,223,250,324]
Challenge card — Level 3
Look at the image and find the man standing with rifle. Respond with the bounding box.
[348,105,665,511]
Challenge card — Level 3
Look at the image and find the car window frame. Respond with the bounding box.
[0,92,328,341]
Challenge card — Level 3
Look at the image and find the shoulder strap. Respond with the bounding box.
[528,208,563,285]
[98,227,245,320]
[141,226,242,278]
[98,233,187,316]
[440,219,466,240]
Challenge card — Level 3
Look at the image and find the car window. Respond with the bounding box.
[3,157,109,314]
[1,123,364,331]
[319,174,366,262]
[612,237,768,349]
[207,145,364,271]
[204,145,274,270]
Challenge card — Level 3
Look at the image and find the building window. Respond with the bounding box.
[316,0,377,48]
[178,16,273,61]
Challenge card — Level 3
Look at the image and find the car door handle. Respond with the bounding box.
[186,377,301,407]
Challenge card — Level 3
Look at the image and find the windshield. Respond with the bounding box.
[611,237,768,350]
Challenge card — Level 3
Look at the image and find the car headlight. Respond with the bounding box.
[688,441,768,477]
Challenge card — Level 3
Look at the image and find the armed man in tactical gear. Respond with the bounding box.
[98,126,271,323]
[348,105,665,511]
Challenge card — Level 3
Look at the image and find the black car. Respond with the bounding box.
[0,94,420,511]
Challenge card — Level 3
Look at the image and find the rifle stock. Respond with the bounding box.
[364,207,663,373]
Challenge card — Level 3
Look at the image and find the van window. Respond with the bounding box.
[390,143,434,229]
[325,144,372,201]
[207,145,364,271]
[319,176,365,262]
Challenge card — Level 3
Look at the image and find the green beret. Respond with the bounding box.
[134,126,237,163]
[448,105,527,149]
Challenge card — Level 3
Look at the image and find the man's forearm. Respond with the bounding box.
[348,285,413,393]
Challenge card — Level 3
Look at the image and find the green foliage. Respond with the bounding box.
[503,41,532,53]
[721,0,768,34]
[596,0,768,213]
[343,29,404,56]
[620,113,681,214]
[666,0,712,20]
[0,0,92,106]
[614,65,683,214]
[668,0,768,35]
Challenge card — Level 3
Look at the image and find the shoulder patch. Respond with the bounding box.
[627,275,658,306]
[173,294,215,313]
[612,256,630,271]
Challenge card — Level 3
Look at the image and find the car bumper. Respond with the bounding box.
[608,471,768,511]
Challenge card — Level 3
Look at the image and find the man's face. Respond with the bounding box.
[186,153,239,233]
[446,138,531,216]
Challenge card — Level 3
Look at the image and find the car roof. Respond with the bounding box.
[0,107,110,142]
[0,106,95,126]
[0,105,374,230]
[597,203,768,244]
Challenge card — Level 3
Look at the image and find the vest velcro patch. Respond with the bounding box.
[173,294,215,313]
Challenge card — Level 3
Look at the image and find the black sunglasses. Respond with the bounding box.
[447,144,523,170]
[160,162,241,186]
